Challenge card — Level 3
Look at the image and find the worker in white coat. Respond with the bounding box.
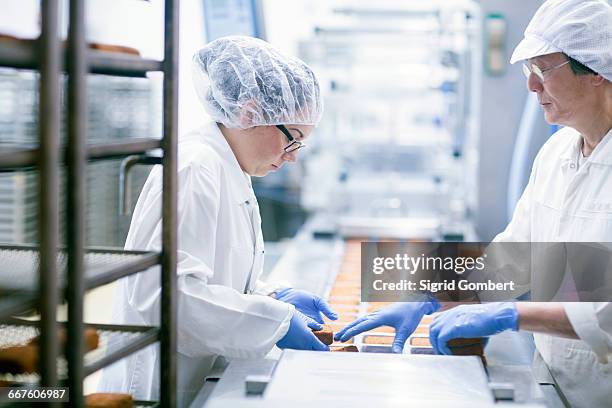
[337,1,612,406]
[99,36,336,406]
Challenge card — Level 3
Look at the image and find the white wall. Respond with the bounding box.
[137,0,210,136]
[262,0,325,55]
[475,0,546,240]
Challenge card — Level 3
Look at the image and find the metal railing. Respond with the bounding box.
[0,0,178,406]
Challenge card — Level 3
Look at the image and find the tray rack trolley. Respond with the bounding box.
[0,0,179,406]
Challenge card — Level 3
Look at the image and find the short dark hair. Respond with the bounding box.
[564,54,597,76]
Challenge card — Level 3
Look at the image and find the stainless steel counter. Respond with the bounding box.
[191,214,564,407]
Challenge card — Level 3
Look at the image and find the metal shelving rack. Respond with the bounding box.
[0,0,178,406]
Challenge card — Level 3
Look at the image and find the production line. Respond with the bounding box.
[192,215,563,407]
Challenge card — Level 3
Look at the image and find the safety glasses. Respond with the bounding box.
[276,125,306,153]
[522,60,570,81]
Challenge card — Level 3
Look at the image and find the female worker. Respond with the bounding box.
[337,1,612,406]
[100,36,336,406]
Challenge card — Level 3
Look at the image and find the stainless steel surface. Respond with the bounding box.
[339,215,441,239]
[161,0,179,405]
[264,218,344,297]
[197,216,562,407]
[245,375,271,395]
[206,400,496,408]
[38,0,61,391]
[193,359,276,407]
[268,350,494,404]
[66,0,87,404]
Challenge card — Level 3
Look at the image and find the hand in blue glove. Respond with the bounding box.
[334,301,440,353]
[276,310,330,351]
[275,288,338,324]
[429,302,518,355]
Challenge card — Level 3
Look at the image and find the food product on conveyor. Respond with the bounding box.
[409,337,431,347]
[366,302,392,313]
[328,304,360,313]
[419,315,433,325]
[328,296,360,305]
[85,393,134,408]
[0,345,38,374]
[448,338,487,367]
[312,325,334,345]
[332,345,359,352]
[447,337,484,348]
[329,286,360,297]
[363,335,393,345]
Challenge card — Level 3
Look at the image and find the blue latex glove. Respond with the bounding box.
[275,288,338,324]
[429,302,518,355]
[334,301,440,353]
[276,310,329,351]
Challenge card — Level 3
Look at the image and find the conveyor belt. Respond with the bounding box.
[325,239,480,358]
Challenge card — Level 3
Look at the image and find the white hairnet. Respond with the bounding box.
[510,0,612,82]
[192,36,323,129]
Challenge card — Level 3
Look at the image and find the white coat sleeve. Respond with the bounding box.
[126,163,293,359]
[564,302,612,363]
[252,279,292,296]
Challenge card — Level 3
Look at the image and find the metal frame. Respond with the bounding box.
[0,139,162,173]
[161,1,179,405]
[38,0,61,390]
[0,0,179,406]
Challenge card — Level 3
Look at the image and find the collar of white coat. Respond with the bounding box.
[197,121,256,205]
[559,127,612,166]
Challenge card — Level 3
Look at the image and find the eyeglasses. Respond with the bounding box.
[522,60,570,81]
[276,125,306,153]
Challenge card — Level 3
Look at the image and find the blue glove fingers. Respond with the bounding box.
[334,316,366,341]
[429,316,443,355]
[429,314,454,355]
[310,311,325,325]
[435,327,454,355]
[304,316,323,331]
[338,318,381,342]
[313,297,338,321]
[391,331,409,354]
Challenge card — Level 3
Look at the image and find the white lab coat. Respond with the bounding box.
[98,121,294,406]
[495,126,612,407]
